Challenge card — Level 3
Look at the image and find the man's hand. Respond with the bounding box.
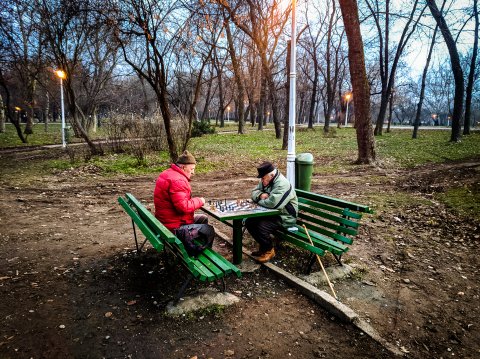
[199,197,206,205]
[260,193,269,200]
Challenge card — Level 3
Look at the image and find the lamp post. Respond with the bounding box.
[286,0,297,187]
[227,105,231,122]
[55,69,66,148]
[14,106,21,123]
[344,92,352,127]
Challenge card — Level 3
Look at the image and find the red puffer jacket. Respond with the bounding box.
[153,164,203,231]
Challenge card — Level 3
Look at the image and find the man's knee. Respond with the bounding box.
[194,214,208,224]
[199,224,215,242]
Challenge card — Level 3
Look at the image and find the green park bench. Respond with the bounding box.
[276,189,373,273]
[118,193,242,301]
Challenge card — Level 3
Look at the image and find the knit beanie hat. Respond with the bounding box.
[177,150,197,164]
[257,161,275,178]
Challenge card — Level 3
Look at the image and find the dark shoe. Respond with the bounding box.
[251,248,263,256]
[256,248,275,263]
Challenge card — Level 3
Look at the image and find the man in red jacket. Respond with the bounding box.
[154,151,214,255]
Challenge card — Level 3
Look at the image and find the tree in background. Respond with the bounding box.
[338,0,376,164]
[363,0,426,136]
[463,0,479,135]
[426,0,464,142]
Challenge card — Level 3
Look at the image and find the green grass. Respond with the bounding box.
[2,125,479,218]
[436,183,480,220]
[376,130,480,167]
[0,122,107,147]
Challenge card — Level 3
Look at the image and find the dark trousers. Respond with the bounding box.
[177,214,215,244]
[245,215,282,252]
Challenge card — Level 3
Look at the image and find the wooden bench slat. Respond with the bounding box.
[285,225,347,255]
[118,197,164,251]
[298,219,353,245]
[296,225,349,254]
[296,189,373,213]
[299,211,359,237]
[277,231,326,256]
[298,202,361,228]
[196,254,225,278]
[298,197,363,220]
[206,249,242,278]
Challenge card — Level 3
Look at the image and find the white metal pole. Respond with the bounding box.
[286,0,297,187]
[344,101,349,127]
[60,77,66,148]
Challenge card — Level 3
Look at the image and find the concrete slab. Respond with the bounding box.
[166,288,240,317]
[301,264,354,286]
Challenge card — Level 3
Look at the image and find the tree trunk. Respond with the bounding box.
[426,0,464,142]
[283,40,291,150]
[224,16,246,134]
[413,22,439,138]
[0,94,5,133]
[44,92,49,133]
[308,63,318,129]
[200,74,213,121]
[386,84,394,133]
[338,0,376,164]
[258,74,266,131]
[464,0,478,135]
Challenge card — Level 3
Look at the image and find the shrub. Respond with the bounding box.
[191,120,215,138]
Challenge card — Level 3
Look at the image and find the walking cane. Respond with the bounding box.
[302,224,338,300]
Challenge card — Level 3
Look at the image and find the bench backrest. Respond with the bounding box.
[295,189,372,245]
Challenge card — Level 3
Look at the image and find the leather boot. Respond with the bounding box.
[256,248,275,263]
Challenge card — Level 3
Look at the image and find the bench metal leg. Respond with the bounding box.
[132,219,139,251]
[175,273,194,303]
[333,254,343,266]
[305,254,316,274]
[131,219,148,253]
[219,278,226,292]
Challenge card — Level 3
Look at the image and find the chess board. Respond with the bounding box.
[206,199,266,213]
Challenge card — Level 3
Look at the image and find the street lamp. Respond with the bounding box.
[344,92,352,127]
[227,105,231,122]
[55,69,66,148]
[286,0,297,187]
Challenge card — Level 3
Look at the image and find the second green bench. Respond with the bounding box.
[276,189,373,272]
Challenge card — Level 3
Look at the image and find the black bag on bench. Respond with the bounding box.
[175,224,215,257]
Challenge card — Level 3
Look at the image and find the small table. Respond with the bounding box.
[200,200,280,264]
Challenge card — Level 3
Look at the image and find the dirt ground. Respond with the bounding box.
[0,148,479,359]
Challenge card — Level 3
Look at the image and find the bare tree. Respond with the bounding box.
[426,0,464,142]
[0,0,46,140]
[221,0,289,138]
[364,0,427,136]
[338,0,376,164]
[464,0,479,135]
[223,10,246,134]
[413,1,445,139]
[38,0,103,154]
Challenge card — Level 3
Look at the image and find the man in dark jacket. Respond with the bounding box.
[154,151,214,254]
[246,161,298,263]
